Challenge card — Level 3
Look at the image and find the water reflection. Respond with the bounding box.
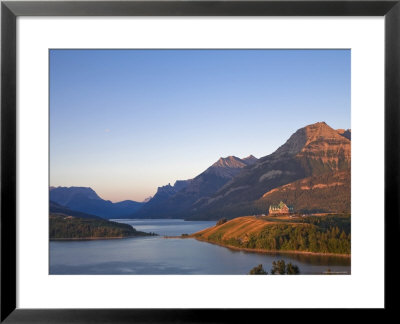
[50,219,351,275]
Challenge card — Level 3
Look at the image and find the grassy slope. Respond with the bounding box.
[191,215,351,255]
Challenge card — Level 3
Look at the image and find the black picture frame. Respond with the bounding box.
[1,0,399,322]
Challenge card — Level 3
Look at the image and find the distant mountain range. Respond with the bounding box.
[49,187,144,219]
[50,200,102,219]
[50,122,351,220]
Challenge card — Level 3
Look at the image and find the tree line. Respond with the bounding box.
[206,215,351,254]
[249,260,300,275]
[49,214,155,239]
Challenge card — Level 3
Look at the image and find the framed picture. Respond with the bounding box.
[1,0,398,321]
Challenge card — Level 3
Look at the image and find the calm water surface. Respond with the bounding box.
[50,219,351,275]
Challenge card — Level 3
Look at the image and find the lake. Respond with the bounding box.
[49,219,351,275]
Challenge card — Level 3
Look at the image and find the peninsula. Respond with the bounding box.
[189,214,351,256]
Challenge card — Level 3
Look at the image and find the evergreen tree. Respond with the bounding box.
[286,262,300,274]
[271,260,286,274]
[249,264,268,275]
[216,218,228,226]
[271,260,300,274]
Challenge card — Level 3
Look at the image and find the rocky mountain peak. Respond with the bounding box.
[49,186,103,213]
[297,122,351,171]
[212,156,247,168]
[303,121,348,145]
[50,186,102,201]
[156,183,173,194]
[155,180,192,196]
[272,122,350,158]
[242,155,258,165]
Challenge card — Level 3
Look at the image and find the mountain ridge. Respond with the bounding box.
[52,121,350,221]
[188,121,351,219]
[132,155,258,218]
[50,186,145,219]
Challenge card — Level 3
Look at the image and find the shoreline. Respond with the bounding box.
[192,236,351,258]
[164,235,185,239]
[162,235,350,258]
[50,235,154,241]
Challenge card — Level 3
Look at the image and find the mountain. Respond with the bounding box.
[49,187,145,219]
[188,122,351,219]
[142,196,153,203]
[50,200,102,219]
[133,155,258,218]
[50,187,102,206]
[53,122,350,221]
[336,128,351,140]
[209,155,258,178]
[242,155,258,165]
[131,180,192,218]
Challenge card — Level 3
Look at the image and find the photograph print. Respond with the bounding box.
[49,49,351,275]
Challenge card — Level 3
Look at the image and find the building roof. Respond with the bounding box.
[269,201,293,210]
[270,201,287,208]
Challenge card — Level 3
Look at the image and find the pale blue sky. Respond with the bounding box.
[50,49,350,202]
